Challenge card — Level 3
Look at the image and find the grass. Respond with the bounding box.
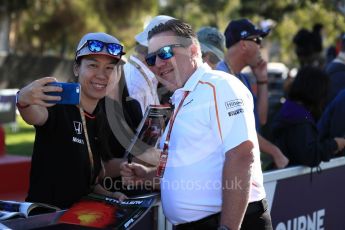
[3,115,35,157]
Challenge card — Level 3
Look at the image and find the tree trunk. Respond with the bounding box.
[0,10,10,53]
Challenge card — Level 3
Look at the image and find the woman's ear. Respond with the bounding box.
[73,62,79,78]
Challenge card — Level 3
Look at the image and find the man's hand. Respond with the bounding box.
[120,162,150,186]
[120,162,161,190]
[257,134,288,169]
[271,146,289,169]
[93,184,128,201]
[334,137,345,153]
[251,58,268,82]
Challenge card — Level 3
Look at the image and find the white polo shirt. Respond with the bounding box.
[124,55,160,114]
[159,63,266,224]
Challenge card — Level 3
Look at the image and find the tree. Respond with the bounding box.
[0,0,28,52]
[5,0,158,57]
[159,0,239,31]
[198,0,238,27]
[92,0,158,51]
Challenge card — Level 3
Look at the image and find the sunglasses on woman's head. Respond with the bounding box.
[243,37,262,46]
[76,40,125,58]
[145,44,184,66]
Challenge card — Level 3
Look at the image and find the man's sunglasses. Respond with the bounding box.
[76,40,125,58]
[243,37,262,46]
[145,44,184,66]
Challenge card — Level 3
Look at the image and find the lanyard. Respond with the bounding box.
[156,91,190,177]
[79,107,95,186]
[79,107,105,186]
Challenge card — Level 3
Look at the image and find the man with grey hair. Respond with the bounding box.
[121,19,272,230]
[197,26,225,69]
[124,15,175,114]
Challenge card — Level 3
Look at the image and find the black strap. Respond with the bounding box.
[176,199,268,228]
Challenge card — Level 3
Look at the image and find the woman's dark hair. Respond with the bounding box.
[72,58,82,83]
[96,66,142,161]
[148,19,195,47]
[96,65,129,161]
[288,66,329,120]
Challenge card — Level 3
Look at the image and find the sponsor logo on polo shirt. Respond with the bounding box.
[228,108,244,117]
[225,99,243,110]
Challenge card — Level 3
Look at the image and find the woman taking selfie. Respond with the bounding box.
[16,32,129,208]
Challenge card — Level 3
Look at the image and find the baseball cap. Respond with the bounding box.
[135,15,175,47]
[75,32,125,63]
[224,19,270,48]
[197,26,225,61]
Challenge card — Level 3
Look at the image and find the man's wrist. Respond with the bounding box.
[16,90,30,109]
[256,80,268,85]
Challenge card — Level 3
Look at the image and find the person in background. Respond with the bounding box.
[196,26,225,69]
[311,23,324,57]
[318,88,345,156]
[271,66,345,167]
[293,25,325,68]
[121,19,273,230]
[325,32,344,65]
[217,18,288,169]
[324,33,345,105]
[16,32,128,209]
[124,15,175,114]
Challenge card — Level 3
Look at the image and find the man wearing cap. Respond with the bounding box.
[197,26,225,69]
[16,32,128,208]
[217,19,289,169]
[124,15,175,114]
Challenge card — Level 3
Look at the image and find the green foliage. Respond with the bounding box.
[2,0,345,67]
[90,0,158,49]
[10,0,158,58]
[159,0,239,32]
[272,1,345,67]
[4,116,35,157]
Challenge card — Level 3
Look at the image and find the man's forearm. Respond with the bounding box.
[256,83,268,125]
[221,141,254,230]
[258,133,278,156]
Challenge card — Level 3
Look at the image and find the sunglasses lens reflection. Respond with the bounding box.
[107,43,123,56]
[254,37,262,45]
[86,40,123,56]
[158,46,174,60]
[88,40,104,52]
[146,46,175,66]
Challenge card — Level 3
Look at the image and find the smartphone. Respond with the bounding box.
[45,82,80,105]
